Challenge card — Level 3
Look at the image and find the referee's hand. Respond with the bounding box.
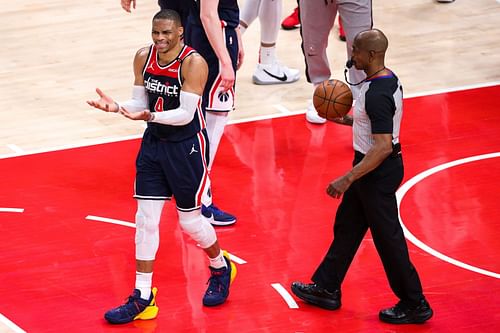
[327,173,354,199]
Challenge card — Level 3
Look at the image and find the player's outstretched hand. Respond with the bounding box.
[119,107,150,121]
[87,88,118,113]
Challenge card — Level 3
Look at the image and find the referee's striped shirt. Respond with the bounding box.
[352,72,403,155]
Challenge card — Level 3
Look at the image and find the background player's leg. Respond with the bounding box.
[206,111,229,171]
[299,0,337,124]
[337,0,372,97]
[240,0,261,29]
[252,0,300,85]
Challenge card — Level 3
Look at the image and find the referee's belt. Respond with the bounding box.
[354,143,401,160]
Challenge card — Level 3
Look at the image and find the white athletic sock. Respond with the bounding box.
[259,46,277,65]
[209,250,227,269]
[135,271,153,300]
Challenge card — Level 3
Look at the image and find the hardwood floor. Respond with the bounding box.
[0,0,499,156]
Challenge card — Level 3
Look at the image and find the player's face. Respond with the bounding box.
[151,19,183,53]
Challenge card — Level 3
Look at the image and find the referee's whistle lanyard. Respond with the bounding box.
[344,59,386,86]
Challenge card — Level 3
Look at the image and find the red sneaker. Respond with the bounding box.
[338,16,346,41]
[281,7,300,30]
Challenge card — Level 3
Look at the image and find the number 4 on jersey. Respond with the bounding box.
[154,97,164,112]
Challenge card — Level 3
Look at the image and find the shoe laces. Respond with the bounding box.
[120,291,149,314]
[209,204,225,217]
[206,267,229,295]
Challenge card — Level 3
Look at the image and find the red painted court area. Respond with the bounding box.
[1,85,499,332]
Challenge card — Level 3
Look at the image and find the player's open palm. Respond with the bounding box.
[120,108,150,121]
[87,88,117,112]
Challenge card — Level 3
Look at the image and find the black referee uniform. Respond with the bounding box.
[312,71,425,306]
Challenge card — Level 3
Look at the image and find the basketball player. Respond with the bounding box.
[239,0,300,85]
[87,10,236,324]
[120,0,240,226]
[299,0,372,124]
[291,29,433,324]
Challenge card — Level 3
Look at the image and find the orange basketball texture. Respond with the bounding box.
[313,79,353,120]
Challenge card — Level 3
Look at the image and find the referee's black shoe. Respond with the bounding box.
[379,298,433,324]
[290,282,341,310]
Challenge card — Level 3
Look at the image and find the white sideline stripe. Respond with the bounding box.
[86,215,135,228]
[405,80,500,99]
[6,144,24,154]
[226,253,247,265]
[273,104,291,114]
[0,313,26,333]
[397,152,500,279]
[271,283,299,309]
[0,134,142,160]
[1,81,498,160]
[0,208,24,213]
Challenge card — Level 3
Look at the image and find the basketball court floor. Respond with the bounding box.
[1,0,500,332]
[1,84,499,332]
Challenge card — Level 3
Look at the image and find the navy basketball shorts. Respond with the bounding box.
[134,129,212,212]
[189,23,239,113]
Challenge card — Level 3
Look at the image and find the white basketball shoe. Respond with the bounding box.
[252,62,300,85]
[305,103,327,124]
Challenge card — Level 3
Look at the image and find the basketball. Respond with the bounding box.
[313,79,353,120]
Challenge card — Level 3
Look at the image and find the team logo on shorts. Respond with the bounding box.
[218,91,230,103]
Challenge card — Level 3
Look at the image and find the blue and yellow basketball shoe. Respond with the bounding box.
[104,287,159,324]
[203,251,237,306]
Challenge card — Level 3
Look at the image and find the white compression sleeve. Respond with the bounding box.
[259,0,282,44]
[150,91,201,126]
[118,85,148,113]
[205,111,229,171]
[135,199,165,261]
[178,210,217,249]
[240,0,261,28]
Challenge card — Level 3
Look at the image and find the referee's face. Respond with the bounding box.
[351,41,368,71]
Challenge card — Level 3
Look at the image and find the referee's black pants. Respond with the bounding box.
[312,152,424,305]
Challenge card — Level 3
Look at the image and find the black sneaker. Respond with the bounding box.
[379,298,433,324]
[290,282,341,310]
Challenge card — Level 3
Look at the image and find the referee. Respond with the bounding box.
[291,29,433,324]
